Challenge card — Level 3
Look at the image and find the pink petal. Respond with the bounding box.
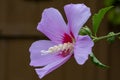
[64,4,91,38]
[35,54,72,79]
[29,40,63,66]
[37,8,68,44]
[74,35,94,65]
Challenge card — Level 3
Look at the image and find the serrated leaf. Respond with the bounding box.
[90,53,109,69]
[92,6,113,35]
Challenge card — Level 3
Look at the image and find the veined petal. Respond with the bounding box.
[74,35,94,65]
[29,40,63,66]
[35,54,72,79]
[64,4,91,38]
[37,8,68,44]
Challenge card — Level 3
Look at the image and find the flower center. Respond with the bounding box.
[41,42,73,56]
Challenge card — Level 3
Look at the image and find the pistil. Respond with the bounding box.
[41,42,73,55]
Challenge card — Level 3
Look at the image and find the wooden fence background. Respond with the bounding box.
[0,0,120,80]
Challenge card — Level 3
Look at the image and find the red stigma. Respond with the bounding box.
[62,33,73,43]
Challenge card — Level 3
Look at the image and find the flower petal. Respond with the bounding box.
[35,54,71,79]
[75,35,94,48]
[64,4,91,38]
[74,35,94,65]
[29,40,63,66]
[37,8,68,43]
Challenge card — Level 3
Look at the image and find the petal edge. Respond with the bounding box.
[37,8,68,43]
[35,54,72,78]
[64,4,91,38]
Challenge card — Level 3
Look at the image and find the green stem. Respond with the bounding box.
[92,32,120,42]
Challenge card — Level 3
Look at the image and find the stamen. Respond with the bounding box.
[41,42,73,55]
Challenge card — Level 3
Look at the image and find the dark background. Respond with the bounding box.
[0,0,120,80]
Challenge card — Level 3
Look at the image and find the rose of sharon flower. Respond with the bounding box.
[29,3,94,79]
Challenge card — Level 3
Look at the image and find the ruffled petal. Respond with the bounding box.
[35,54,72,79]
[29,40,63,66]
[64,4,91,38]
[74,35,94,65]
[37,8,68,43]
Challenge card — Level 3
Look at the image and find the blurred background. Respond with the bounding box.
[0,0,120,80]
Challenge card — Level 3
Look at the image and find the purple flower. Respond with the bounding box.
[29,3,94,79]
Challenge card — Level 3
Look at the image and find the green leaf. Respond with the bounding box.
[90,53,109,69]
[104,0,114,6]
[92,6,113,35]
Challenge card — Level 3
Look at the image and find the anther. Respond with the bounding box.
[41,42,73,55]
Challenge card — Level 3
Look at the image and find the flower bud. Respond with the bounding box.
[118,36,120,39]
[107,32,115,43]
[79,26,92,36]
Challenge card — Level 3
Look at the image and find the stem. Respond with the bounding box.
[92,32,120,42]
